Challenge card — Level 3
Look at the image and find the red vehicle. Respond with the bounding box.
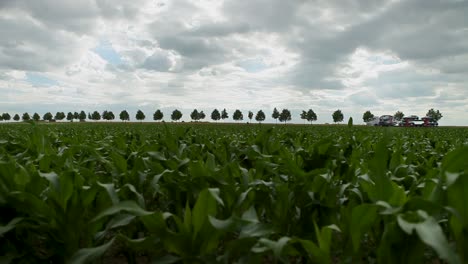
[400,116,438,127]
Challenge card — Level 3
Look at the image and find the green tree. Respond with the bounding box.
[248,111,253,122]
[394,111,404,121]
[22,112,30,121]
[102,110,115,121]
[88,112,92,120]
[255,110,265,123]
[211,109,221,122]
[306,109,317,124]
[136,110,145,121]
[171,109,183,122]
[79,111,87,121]
[67,112,73,121]
[32,112,40,121]
[55,112,65,121]
[426,108,443,121]
[348,117,353,127]
[190,109,200,121]
[221,108,229,121]
[332,109,344,123]
[272,107,280,123]
[300,110,307,123]
[363,110,375,122]
[13,114,20,121]
[278,109,292,123]
[43,112,53,121]
[153,110,164,121]
[119,110,130,121]
[0,115,3,121]
[91,111,101,120]
[2,113,11,121]
[233,109,243,121]
[73,112,79,120]
[199,111,206,121]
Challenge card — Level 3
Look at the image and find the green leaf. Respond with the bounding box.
[68,238,115,264]
[351,204,378,252]
[192,188,217,236]
[97,182,119,205]
[92,200,153,222]
[397,212,461,264]
[254,237,291,260]
[0,217,23,236]
[442,146,468,173]
[208,215,236,231]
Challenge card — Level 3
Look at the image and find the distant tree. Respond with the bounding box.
[363,110,375,122]
[33,113,40,121]
[255,110,266,123]
[171,109,183,122]
[211,109,221,122]
[67,112,74,121]
[119,110,130,121]
[2,113,11,121]
[79,111,86,121]
[153,110,164,121]
[306,109,317,124]
[91,111,101,120]
[248,111,253,122]
[88,112,92,120]
[102,110,115,121]
[73,112,79,120]
[13,114,20,121]
[22,112,30,121]
[190,109,200,121]
[233,109,243,121]
[300,110,307,123]
[394,111,404,121]
[43,112,53,121]
[0,115,3,121]
[348,117,353,127]
[332,109,344,123]
[221,108,229,121]
[199,111,206,121]
[136,110,145,121]
[55,112,65,121]
[278,109,292,123]
[426,108,443,121]
[272,108,280,123]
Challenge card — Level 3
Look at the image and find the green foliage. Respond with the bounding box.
[0,123,467,262]
[22,112,30,121]
[278,109,291,123]
[32,113,40,121]
[211,109,220,121]
[348,117,353,127]
[332,109,343,123]
[171,109,183,121]
[272,107,279,122]
[255,110,265,123]
[426,108,443,121]
[136,110,145,121]
[394,111,404,121]
[233,109,243,121]
[153,109,164,121]
[119,110,130,121]
[363,110,374,122]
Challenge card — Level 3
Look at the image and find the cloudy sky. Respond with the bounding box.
[1,0,467,125]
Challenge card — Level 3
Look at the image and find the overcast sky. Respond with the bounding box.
[1,0,467,125]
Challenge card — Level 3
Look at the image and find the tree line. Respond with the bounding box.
[0,108,442,124]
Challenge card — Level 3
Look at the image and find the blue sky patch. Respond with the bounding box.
[93,40,123,65]
[26,73,59,87]
[237,58,268,73]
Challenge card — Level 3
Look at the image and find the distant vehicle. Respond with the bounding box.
[378,115,395,126]
[400,116,438,127]
[366,116,380,126]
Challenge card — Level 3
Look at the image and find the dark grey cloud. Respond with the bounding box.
[142,52,172,71]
